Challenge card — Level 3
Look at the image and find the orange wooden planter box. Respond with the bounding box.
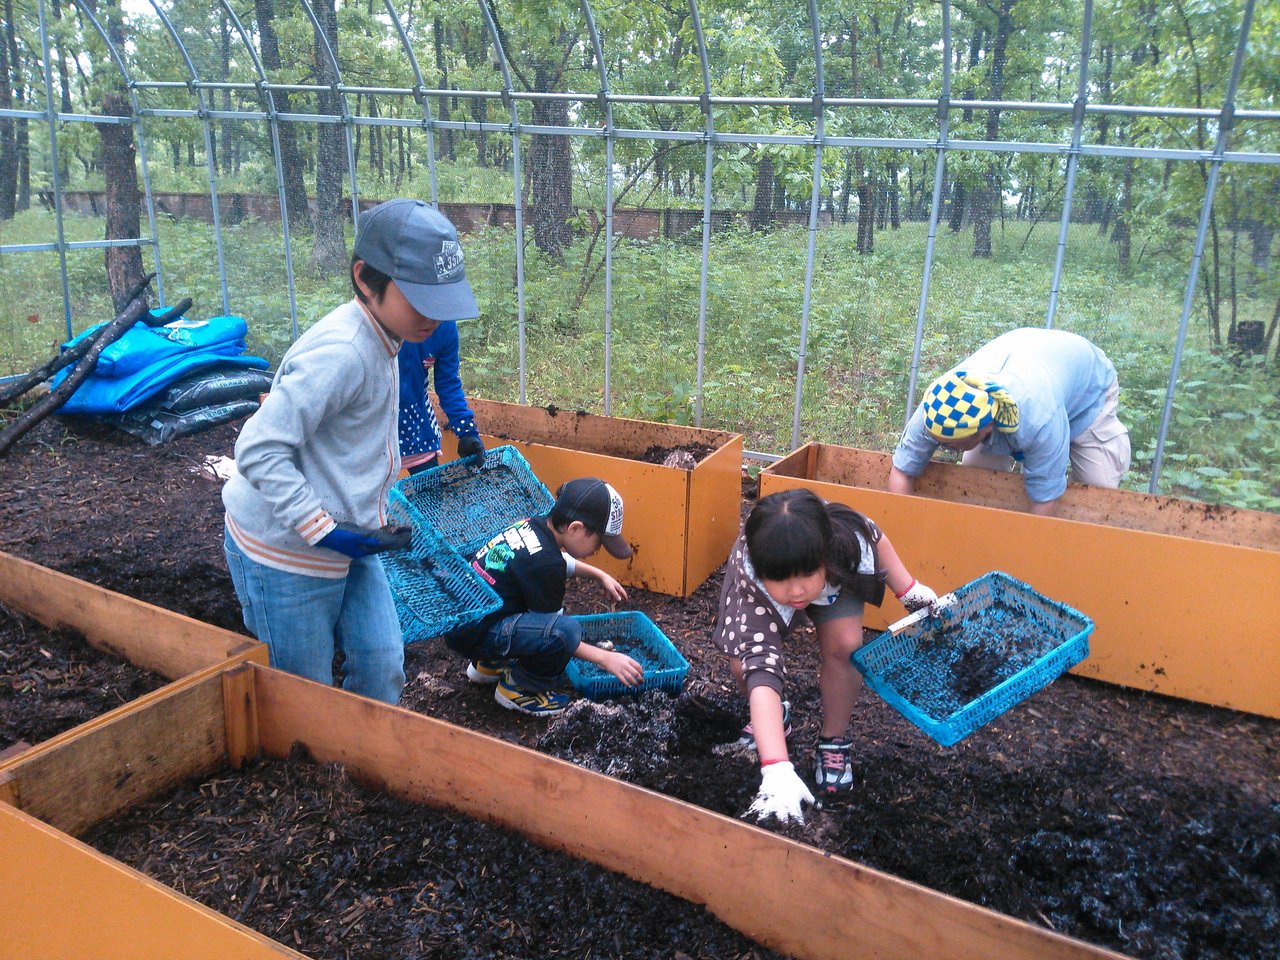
[0,550,267,762]
[759,443,1280,719]
[436,397,743,597]
[0,661,1126,960]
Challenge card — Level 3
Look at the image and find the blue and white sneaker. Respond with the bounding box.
[494,671,569,717]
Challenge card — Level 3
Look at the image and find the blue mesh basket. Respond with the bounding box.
[565,612,690,700]
[380,498,502,647]
[391,445,555,559]
[852,571,1093,746]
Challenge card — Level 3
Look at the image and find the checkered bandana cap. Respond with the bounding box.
[923,370,1020,440]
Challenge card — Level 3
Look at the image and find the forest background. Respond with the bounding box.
[0,0,1277,511]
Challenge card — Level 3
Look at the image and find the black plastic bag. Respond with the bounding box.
[111,398,261,445]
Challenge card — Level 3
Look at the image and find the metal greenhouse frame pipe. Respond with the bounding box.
[146,0,229,316]
[382,0,440,207]
[219,0,301,339]
[789,0,824,452]
[906,0,953,421]
[1044,0,1093,330]
[581,0,616,416]
[297,0,361,227]
[690,0,714,428]
[1150,0,1255,493]
[34,0,71,335]
[478,0,529,404]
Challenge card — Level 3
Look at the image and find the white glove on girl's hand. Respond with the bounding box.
[896,579,947,615]
[744,762,815,825]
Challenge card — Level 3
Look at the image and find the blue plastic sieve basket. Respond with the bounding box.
[391,445,554,559]
[565,612,690,699]
[852,571,1092,746]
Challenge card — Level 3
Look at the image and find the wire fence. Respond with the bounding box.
[0,0,1277,501]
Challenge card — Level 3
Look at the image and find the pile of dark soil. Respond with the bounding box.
[1,415,1277,960]
[85,747,779,960]
[0,602,167,753]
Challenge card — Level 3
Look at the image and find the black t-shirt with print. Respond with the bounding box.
[447,515,566,650]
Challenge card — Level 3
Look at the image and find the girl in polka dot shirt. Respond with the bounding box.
[714,488,943,823]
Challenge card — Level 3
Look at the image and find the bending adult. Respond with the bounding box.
[888,327,1131,517]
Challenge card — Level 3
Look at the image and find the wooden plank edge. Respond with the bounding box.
[251,666,1130,960]
[0,550,265,678]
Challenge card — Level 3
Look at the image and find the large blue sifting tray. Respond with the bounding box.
[565,612,690,700]
[391,445,555,559]
[380,498,502,647]
[852,571,1093,747]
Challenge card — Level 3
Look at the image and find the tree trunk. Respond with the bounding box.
[0,0,15,220]
[888,160,900,229]
[255,0,312,232]
[750,154,775,231]
[529,69,572,258]
[433,18,455,162]
[98,5,146,313]
[310,0,348,276]
[972,0,1017,259]
[1113,157,1134,270]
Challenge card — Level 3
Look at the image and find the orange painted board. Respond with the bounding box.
[436,398,742,596]
[0,550,267,680]
[760,453,1279,718]
[252,666,1128,960]
[1,802,305,960]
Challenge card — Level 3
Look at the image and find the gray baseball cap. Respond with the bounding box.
[353,198,479,322]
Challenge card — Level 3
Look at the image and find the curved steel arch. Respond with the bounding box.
[789,0,825,452]
[146,0,229,315]
[581,0,616,414]
[71,0,166,323]
[296,0,361,226]
[382,0,440,207]
[219,0,301,339]
[688,0,714,428]
[477,0,529,403]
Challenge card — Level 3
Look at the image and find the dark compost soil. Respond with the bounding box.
[0,603,167,752]
[0,415,1277,960]
[84,746,781,960]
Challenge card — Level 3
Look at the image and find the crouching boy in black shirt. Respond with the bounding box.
[445,477,644,716]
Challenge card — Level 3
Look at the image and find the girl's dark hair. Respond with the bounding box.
[351,252,393,304]
[745,488,879,593]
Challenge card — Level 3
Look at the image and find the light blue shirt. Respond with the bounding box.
[892,328,1118,503]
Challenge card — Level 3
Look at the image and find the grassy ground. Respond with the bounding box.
[2,207,1277,509]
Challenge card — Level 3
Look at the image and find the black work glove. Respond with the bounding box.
[452,416,485,465]
[318,523,412,558]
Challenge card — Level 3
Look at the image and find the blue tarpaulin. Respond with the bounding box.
[51,312,269,414]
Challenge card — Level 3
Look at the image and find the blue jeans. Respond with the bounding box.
[223,531,405,704]
[461,611,582,692]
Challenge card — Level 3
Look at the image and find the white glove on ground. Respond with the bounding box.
[896,579,948,615]
[745,761,815,825]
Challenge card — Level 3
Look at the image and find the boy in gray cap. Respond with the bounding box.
[222,199,477,704]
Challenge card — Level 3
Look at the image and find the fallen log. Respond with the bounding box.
[0,290,192,456]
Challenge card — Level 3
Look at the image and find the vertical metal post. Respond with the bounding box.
[690,0,714,427]
[905,0,953,422]
[478,0,527,403]
[791,0,825,450]
[1045,0,1093,328]
[221,0,299,338]
[582,1,614,414]
[148,1,229,315]
[36,0,72,336]
[72,0,166,308]
[384,1,439,206]
[1150,0,1255,492]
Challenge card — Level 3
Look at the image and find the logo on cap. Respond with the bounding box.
[435,240,464,282]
